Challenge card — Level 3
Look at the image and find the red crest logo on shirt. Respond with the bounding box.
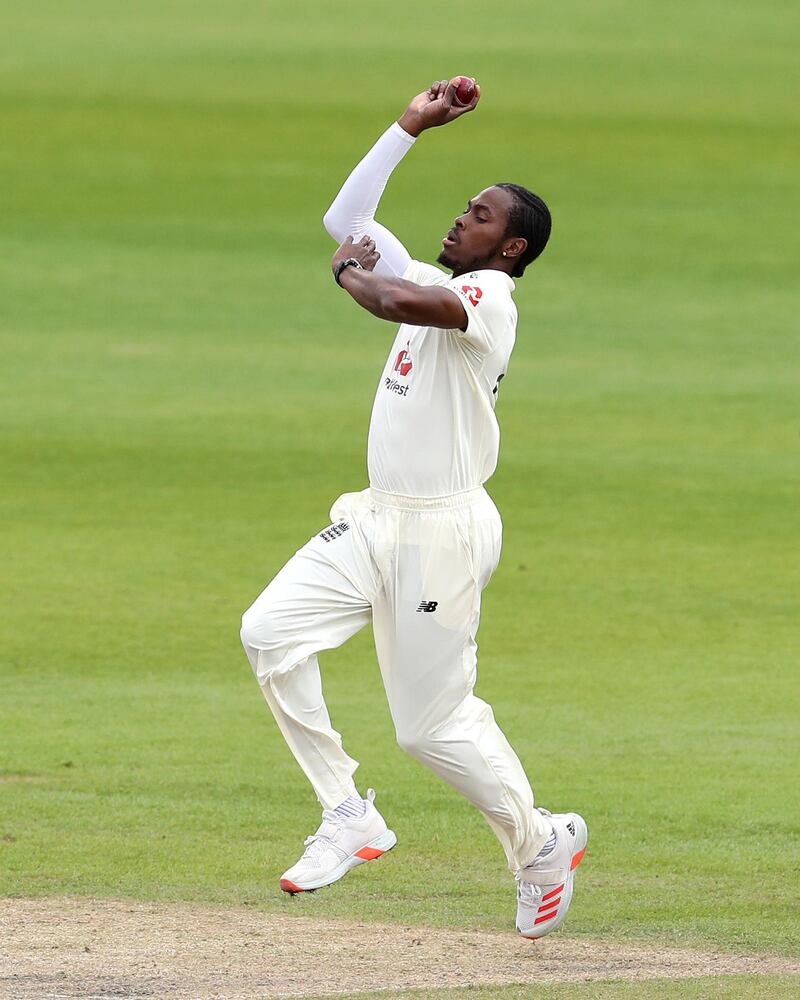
[393,349,413,377]
[461,285,483,307]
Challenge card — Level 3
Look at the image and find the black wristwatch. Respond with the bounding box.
[334,257,364,286]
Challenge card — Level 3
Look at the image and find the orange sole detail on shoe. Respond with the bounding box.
[354,846,385,861]
[279,879,305,893]
[570,847,586,870]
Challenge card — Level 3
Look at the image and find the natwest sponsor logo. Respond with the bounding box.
[384,377,409,396]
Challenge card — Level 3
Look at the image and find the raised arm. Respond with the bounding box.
[323,78,480,278]
[322,123,415,277]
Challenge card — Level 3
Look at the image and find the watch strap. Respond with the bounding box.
[334,257,365,286]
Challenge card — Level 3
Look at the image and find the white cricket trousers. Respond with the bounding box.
[240,486,550,872]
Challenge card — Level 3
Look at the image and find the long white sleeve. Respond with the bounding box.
[323,122,416,277]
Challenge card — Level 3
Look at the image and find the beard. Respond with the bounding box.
[436,248,456,270]
[437,236,507,276]
[437,248,481,275]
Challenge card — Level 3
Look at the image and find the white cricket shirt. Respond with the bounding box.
[367,260,518,498]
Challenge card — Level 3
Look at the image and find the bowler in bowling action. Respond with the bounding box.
[240,78,587,938]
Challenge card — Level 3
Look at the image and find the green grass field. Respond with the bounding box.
[1,2,799,996]
[311,983,800,1000]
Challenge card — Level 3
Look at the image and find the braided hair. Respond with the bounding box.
[495,183,552,277]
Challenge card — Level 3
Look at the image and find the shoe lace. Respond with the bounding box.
[515,875,541,906]
[300,809,346,859]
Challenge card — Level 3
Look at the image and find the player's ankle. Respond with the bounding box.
[332,793,367,820]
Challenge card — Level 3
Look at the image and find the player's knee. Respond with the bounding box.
[240,606,280,657]
[239,610,257,652]
[240,611,282,684]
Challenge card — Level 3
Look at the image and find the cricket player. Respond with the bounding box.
[240,78,587,938]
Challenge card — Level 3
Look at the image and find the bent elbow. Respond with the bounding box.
[322,207,340,239]
[324,206,354,241]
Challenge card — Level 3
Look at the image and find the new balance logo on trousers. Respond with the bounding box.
[416,600,438,613]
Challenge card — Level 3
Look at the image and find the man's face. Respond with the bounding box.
[437,186,514,276]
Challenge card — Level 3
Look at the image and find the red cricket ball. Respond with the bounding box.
[453,76,476,107]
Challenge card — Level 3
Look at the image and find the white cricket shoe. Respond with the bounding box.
[516,809,588,939]
[279,788,397,894]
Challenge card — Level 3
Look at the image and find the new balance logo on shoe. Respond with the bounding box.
[416,601,438,613]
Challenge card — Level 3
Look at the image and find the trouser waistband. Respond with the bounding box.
[369,486,485,510]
